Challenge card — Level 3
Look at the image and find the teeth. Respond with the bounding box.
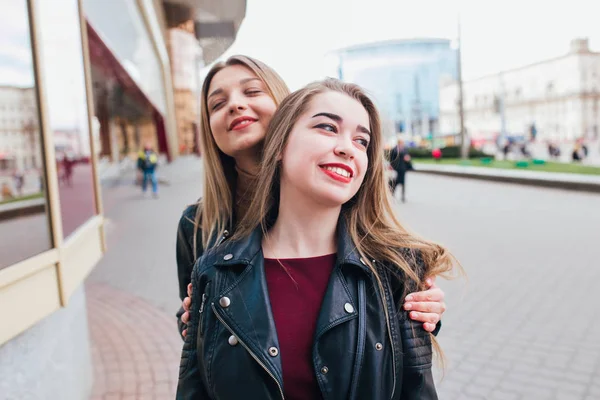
[324,166,351,178]
[234,120,252,128]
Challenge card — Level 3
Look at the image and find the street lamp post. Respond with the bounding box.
[499,73,507,144]
[457,14,468,159]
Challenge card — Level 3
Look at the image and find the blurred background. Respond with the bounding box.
[0,0,598,399]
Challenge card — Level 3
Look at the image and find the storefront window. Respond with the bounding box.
[0,1,52,269]
[37,0,97,238]
[83,0,166,114]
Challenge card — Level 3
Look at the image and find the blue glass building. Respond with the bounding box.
[333,39,458,139]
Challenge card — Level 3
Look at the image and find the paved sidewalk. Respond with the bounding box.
[87,283,181,400]
[87,155,203,400]
[414,163,600,192]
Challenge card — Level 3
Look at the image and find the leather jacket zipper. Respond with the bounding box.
[384,301,397,399]
[215,230,230,247]
[212,303,285,400]
[377,262,397,399]
[199,283,210,336]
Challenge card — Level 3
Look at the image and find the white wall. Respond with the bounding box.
[0,286,93,400]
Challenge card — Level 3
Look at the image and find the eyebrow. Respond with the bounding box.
[207,77,262,100]
[312,112,371,135]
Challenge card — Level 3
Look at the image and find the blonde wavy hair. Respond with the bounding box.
[236,78,461,359]
[194,55,290,255]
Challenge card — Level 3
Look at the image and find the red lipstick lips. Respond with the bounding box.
[319,163,354,183]
[229,116,258,131]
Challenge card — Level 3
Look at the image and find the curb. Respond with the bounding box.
[0,197,46,221]
[412,168,600,193]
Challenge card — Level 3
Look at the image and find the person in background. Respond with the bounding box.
[13,170,24,196]
[137,143,159,198]
[547,141,561,160]
[387,137,413,203]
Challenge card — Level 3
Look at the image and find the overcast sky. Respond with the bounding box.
[220,0,600,90]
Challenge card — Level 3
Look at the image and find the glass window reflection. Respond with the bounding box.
[0,0,52,269]
[37,0,97,238]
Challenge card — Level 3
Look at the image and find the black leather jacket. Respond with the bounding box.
[176,204,206,337]
[177,217,438,400]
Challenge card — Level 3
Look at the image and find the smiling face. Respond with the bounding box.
[206,65,277,162]
[279,91,371,208]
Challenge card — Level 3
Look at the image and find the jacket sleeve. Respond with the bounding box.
[389,249,438,399]
[176,204,203,340]
[176,259,211,399]
[398,317,438,400]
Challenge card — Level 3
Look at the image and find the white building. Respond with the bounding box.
[0,86,41,173]
[440,38,600,144]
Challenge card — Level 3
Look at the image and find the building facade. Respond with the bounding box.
[169,20,203,154]
[0,0,245,399]
[332,39,458,142]
[439,38,600,145]
[0,87,42,173]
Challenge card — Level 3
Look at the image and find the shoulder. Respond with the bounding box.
[401,248,426,277]
[192,234,227,276]
[178,201,202,242]
[381,248,426,294]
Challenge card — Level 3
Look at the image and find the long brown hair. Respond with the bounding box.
[236,78,461,359]
[194,55,290,255]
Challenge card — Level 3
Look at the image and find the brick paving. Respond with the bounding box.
[86,283,180,400]
[400,173,600,400]
[86,156,201,400]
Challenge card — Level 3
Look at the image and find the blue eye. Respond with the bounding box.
[356,138,369,148]
[316,123,337,133]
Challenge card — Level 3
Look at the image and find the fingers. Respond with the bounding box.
[183,296,191,312]
[425,277,436,287]
[404,301,446,315]
[182,329,187,338]
[187,283,193,297]
[423,322,437,332]
[404,286,444,303]
[408,310,440,325]
[181,310,190,325]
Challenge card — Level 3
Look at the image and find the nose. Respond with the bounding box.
[334,134,355,160]
[228,92,247,114]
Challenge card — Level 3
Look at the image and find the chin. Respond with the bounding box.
[227,134,264,156]
[312,187,354,208]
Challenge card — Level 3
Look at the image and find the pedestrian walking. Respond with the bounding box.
[387,138,413,202]
[12,170,24,197]
[572,143,585,162]
[547,141,561,159]
[177,78,460,399]
[137,143,159,197]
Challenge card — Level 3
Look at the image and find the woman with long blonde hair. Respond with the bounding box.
[177,78,458,399]
[176,56,447,339]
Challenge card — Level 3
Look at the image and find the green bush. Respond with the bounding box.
[407,145,494,159]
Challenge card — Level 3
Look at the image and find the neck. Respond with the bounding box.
[263,185,340,259]
[234,150,261,176]
[234,163,259,222]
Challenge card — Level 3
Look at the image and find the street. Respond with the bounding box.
[87,157,600,399]
[400,173,600,399]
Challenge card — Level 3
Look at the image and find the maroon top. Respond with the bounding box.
[264,253,336,400]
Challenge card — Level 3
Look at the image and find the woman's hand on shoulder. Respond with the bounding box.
[403,277,446,333]
[181,283,192,338]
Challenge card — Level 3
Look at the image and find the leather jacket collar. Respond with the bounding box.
[212,215,371,274]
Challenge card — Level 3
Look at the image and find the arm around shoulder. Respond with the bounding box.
[176,203,203,337]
